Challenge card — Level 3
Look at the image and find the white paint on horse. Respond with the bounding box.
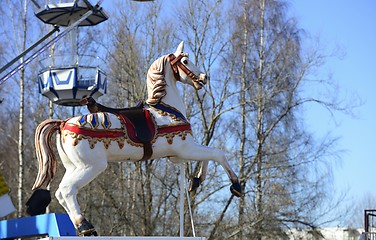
[33,42,240,229]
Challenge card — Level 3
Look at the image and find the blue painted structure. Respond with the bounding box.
[0,213,76,239]
[38,66,107,106]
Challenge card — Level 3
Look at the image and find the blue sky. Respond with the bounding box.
[290,0,376,204]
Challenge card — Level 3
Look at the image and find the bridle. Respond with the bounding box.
[168,53,201,84]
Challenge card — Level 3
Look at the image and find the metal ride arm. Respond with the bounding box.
[0,2,102,86]
[0,26,59,75]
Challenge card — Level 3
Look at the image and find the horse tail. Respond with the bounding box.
[32,119,63,190]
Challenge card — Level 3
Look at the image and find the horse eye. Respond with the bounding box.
[183,59,188,64]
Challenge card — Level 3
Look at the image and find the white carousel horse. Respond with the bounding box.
[32,41,242,236]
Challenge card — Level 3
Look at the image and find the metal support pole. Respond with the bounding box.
[185,178,196,237]
[179,163,185,238]
[30,0,40,9]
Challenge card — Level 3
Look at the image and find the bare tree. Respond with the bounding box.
[229,0,349,239]
[0,0,36,217]
[174,0,245,237]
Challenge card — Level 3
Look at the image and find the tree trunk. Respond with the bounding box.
[238,0,248,238]
[17,0,27,217]
[17,65,25,218]
[255,0,266,239]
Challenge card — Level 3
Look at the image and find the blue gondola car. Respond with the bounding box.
[38,62,107,106]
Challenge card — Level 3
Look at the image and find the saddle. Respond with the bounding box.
[80,97,153,161]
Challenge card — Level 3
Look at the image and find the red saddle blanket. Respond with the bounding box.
[117,109,156,144]
[63,111,191,145]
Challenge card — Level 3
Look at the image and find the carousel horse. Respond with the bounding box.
[32,41,242,236]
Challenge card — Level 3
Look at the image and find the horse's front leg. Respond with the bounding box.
[168,157,206,192]
[174,142,242,197]
[188,160,208,192]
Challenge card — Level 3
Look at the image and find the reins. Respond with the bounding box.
[168,54,200,83]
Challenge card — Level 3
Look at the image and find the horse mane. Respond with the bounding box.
[146,54,169,105]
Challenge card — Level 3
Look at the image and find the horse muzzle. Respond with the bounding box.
[193,73,208,90]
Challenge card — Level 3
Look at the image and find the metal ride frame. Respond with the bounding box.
[0,0,104,86]
[364,210,376,240]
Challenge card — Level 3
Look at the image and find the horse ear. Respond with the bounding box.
[174,41,184,56]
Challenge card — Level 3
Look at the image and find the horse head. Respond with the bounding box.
[146,41,208,105]
[170,41,208,90]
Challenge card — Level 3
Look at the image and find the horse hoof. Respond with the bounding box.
[188,177,201,192]
[230,181,242,198]
[77,219,98,236]
[79,229,98,236]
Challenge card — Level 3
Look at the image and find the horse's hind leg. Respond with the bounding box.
[55,133,75,220]
[56,172,75,220]
[59,159,108,235]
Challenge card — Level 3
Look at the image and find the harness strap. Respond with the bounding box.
[150,102,188,122]
[168,53,200,85]
[176,61,199,81]
[170,53,184,66]
[168,54,182,81]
